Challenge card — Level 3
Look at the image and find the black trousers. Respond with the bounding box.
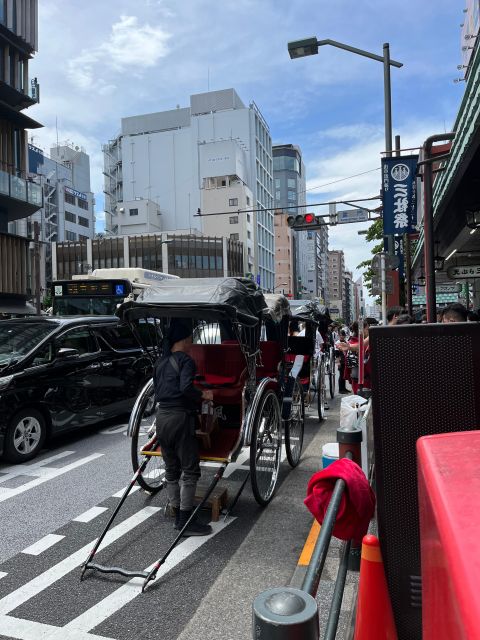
[338,355,347,391]
[156,407,200,511]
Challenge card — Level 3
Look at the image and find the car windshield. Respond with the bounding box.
[0,322,56,368]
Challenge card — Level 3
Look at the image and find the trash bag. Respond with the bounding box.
[340,395,368,431]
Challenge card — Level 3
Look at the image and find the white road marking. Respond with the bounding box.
[0,572,7,580]
[73,507,108,523]
[22,534,65,556]
[111,484,141,498]
[0,506,160,616]
[0,454,104,504]
[0,615,111,640]
[0,451,76,481]
[66,519,234,633]
[99,425,128,435]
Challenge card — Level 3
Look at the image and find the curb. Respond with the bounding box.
[289,519,321,588]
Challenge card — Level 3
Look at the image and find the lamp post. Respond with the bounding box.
[288,37,403,325]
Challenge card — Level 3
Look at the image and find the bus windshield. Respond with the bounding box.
[52,297,121,316]
[51,279,133,316]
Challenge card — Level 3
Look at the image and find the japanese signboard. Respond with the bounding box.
[65,185,87,201]
[382,155,418,235]
[337,209,369,224]
[447,264,480,279]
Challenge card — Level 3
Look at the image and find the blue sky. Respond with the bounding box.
[28,0,465,282]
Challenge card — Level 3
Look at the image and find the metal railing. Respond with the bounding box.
[253,402,371,639]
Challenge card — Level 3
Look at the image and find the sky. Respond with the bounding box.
[27,0,465,288]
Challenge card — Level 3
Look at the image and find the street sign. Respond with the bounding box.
[447,264,480,279]
[372,274,394,295]
[435,283,462,293]
[337,209,369,224]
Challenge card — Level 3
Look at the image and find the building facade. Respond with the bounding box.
[327,250,345,319]
[103,89,274,289]
[52,233,244,281]
[0,0,42,313]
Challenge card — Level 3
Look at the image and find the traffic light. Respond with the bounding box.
[286,213,322,229]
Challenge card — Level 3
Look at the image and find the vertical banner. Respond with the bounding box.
[382,155,419,235]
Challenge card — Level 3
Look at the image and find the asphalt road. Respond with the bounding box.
[0,391,344,640]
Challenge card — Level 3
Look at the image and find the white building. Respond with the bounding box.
[103,89,274,289]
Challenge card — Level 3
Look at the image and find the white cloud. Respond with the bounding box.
[67,15,171,91]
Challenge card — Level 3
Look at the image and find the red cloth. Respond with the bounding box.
[304,458,375,541]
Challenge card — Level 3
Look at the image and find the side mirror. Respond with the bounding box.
[56,347,79,359]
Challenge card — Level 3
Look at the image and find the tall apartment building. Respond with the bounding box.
[0,0,42,314]
[327,250,345,319]
[273,143,328,300]
[103,89,274,289]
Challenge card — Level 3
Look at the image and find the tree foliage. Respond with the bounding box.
[357,218,383,301]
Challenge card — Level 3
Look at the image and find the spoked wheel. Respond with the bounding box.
[250,389,282,506]
[130,379,165,494]
[317,358,326,422]
[328,348,336,399]
[285,378,304,467]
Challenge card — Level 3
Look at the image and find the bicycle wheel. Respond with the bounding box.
[317,357,326,422]
[285,378,304,467]
[250,389,282,506]
[328,348,336,399]
[130,379,165,494]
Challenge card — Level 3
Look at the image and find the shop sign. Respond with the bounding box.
[447,264,480,279]
[382,155,418,234]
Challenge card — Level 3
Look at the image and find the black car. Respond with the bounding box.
[0,316,153,463]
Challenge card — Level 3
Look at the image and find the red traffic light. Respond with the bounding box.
[304,213,315,224]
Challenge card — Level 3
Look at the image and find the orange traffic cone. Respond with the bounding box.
[354,534,398,640]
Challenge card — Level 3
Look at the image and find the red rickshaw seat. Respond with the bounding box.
[257,340,282,378]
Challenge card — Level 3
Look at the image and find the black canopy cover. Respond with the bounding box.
[117,277,270,326]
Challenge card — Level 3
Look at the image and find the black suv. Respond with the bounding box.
[0,316,152,463]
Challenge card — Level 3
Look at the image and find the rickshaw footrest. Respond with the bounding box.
[84,562,149,580]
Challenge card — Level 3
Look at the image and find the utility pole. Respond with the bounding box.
[33,221,41,315]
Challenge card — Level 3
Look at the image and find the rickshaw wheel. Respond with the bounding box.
[317,357,326,422]
[130,379,165,494]
[328,348,336,399]
[250,389,282,506]
[285,378,304,467]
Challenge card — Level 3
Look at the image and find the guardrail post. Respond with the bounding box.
[337,424,363,571]
[252,587,319,639]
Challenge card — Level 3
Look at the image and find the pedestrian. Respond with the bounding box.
[442,303,468,323]
[335,330,349,393]
[387,306,405,325]
[437,308,445,322]
[154,318,213,536]
[395,314,414,325]
[468,310,480,321]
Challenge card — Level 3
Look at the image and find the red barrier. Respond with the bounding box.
[418,431,480,640]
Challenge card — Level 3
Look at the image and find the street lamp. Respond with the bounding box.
[287,37,403,157]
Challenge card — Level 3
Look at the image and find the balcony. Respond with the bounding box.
[0,170,43,222]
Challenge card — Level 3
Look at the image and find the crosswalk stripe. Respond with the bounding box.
[0,453,104,504]
[0,506,160,616]
[65,519,234,632]
[0,572,7,580]
[73,507,108,523]
[0,451,76,480]
[0,614,112,640]
[21,534,65,556]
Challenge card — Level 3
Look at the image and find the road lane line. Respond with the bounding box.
[0,451,76,480]
[0,572,7,580]
[0,506,160,616]
[66,519,234,632]
[73,507,109,523]
[111,484,141,498]
[0,453,104,503]
[22,534,65,556]
[0,615,112,640]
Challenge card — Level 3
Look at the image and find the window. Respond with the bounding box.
[78,216,89,228]
[247,214,251,222]
[65,231,76,241]
[228,198,238,207]
[97,326,138,351]
[287,191,296,201]
[288,178,296,188]
[65,210,76,223]
[56,327,98,356]
[275,178,280,188]
[247,231,251,239]
[275,190,281,200]
[77,198,88,210]
[246,196,250,205]
[229,216,238,224]
[0,1,5,25]
[65,192,76,205]
[230,233,239,241]
[129,208,138,216]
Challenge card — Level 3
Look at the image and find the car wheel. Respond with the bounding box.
[4,409,46,463]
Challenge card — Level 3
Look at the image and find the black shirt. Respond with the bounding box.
[153,351,203,411]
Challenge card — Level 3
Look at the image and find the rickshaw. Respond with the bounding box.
[287,299,333,421]
[80,278,304,591]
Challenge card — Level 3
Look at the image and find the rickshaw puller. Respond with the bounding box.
[154,319,212,537]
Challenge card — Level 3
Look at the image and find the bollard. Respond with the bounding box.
[336,425,362,468]
[253,587,319,639]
